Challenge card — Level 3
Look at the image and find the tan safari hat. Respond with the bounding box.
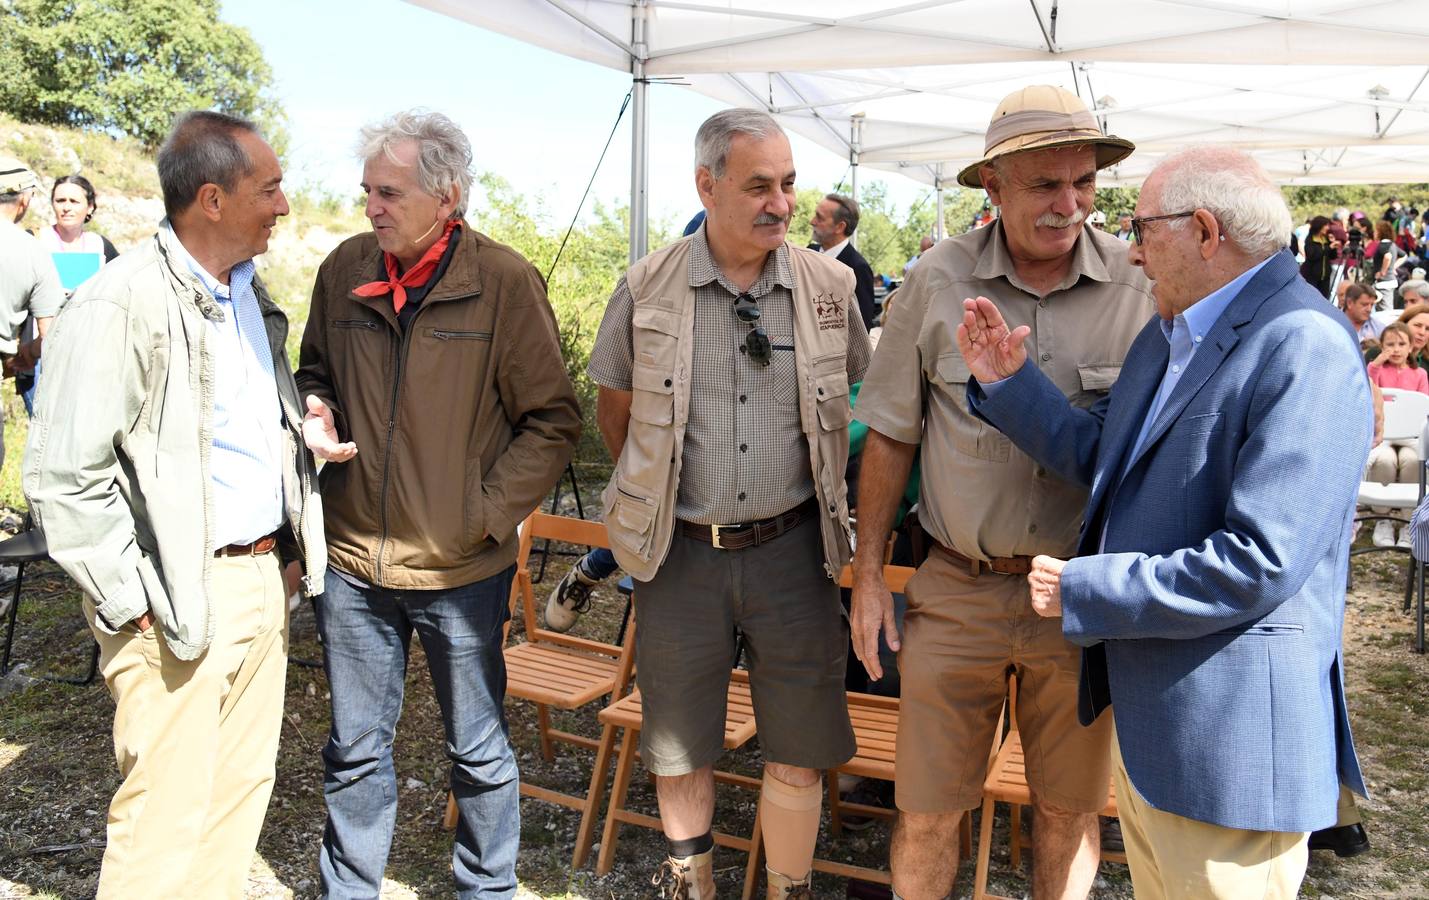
[0,156,39,194]
[956,85,1135,189]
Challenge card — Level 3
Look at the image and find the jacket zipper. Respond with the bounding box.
[333,319,380,330]
[372,294,482,583]
[374,323,405,584]
[432,329,491,341]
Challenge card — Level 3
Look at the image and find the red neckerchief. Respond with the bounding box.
[353,219,459,314]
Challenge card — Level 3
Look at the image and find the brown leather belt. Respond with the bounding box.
[215,533,278,558]
[678,498,816,551]
[934,541,1033,577]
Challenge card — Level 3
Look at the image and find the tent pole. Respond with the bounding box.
[934,165,945,241]
[629,0,650,263]
[849,114,863,249]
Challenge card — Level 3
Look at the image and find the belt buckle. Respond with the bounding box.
[710,523,725,550]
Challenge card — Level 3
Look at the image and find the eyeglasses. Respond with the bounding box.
[733,292,772,367]
[1130,210,1197,245]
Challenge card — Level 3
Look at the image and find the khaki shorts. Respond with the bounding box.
[634,515,856,776]
[895,545,1112,814]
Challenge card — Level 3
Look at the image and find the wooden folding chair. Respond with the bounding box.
[441,511,636,870]
[971,729,1124,900]
[594,662,764,891]
[744,564,974,895]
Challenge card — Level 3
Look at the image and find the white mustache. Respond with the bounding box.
[1036,209,1087,228]
[754,213,788,226]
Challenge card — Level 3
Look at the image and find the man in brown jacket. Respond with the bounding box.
[297,109,580,899]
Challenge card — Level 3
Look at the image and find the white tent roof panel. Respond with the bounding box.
[411,0,1429,184]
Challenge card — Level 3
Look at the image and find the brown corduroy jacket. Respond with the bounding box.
[297,223,581,589]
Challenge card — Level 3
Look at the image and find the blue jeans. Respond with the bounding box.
[315,566,519,899]
[581,546,619,579]
[16,357,39,418]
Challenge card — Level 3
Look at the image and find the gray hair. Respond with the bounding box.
[156,111,259,218]
[1402,279,1429,301]
[824,193,860,237]
[358,109,474,217]
[0,191,27,206]
[1153,147,1291,259]
[694,108,786,178]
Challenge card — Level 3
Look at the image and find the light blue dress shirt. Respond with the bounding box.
[166,226,285,549]
[1121,256,1273,471]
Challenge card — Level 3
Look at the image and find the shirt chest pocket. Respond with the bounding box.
[1073,363,1122,409]
[933,352,1010,463]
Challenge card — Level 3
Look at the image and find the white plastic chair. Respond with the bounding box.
[1354,389,1429,592]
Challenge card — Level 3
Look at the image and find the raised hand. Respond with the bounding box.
[302,394,358,462]
[956,296,1030,383]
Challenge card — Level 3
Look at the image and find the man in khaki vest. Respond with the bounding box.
[850,86,1153,900]
[588,108,871,899]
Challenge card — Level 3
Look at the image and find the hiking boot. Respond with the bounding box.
[651,848,716,899]
[766,868,814,899]
[544,559,598,632]
[839,777,893,831]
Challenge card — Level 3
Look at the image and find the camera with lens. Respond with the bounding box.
[1347,227,1364,245]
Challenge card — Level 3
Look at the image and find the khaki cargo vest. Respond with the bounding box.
[602,236,857,582]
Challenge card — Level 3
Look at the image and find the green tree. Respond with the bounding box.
[0,0,284,149]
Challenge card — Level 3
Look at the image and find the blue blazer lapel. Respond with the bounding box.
[1120,253,1296,475]
[1080,324,1166,547]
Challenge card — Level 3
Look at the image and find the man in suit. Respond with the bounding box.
[811,192,878,329]
[959,146,1372,898]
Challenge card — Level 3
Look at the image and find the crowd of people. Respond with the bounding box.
[0,82,1398,900]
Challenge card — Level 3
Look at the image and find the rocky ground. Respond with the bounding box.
[1,516,1426,899]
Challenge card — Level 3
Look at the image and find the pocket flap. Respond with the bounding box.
[632,305,682,336]
[631,363,675,394]
[613,490,657,532]
[935,352,972,385]
[1078,363,1122,392]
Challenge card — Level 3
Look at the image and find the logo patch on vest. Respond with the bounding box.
[813,293,846,331]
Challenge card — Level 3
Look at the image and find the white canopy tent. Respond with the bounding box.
[409,0,1429,257]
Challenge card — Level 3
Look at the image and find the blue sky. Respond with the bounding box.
[222,0,929,229]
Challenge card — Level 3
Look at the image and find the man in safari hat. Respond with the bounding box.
[850,85,1152,899]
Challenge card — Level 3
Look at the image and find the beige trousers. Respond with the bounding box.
[85,553,288,900]
[1111,726,1309,900]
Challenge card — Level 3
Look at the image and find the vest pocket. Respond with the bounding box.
[814,371,852,431]
[630,362,676,425]
[606,479,659,560]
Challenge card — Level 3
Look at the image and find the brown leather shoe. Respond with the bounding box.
[652,848,716,899]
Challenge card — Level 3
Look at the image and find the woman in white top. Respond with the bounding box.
[38,174,118,261]
[22,175,119,415]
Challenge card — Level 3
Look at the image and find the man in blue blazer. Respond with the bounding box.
[961,147,1372,898]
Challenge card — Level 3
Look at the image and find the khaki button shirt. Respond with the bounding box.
[855,223,1153,560]
[589,227,871,524]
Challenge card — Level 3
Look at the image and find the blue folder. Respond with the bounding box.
[52,253,102,292]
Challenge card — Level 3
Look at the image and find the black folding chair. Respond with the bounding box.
[0,526,100,685]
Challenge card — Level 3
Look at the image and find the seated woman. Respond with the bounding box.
[1397,303,1429,368]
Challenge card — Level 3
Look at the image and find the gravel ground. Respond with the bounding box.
[2,532,1426,899]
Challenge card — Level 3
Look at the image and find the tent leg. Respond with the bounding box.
[628,0,649,264]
